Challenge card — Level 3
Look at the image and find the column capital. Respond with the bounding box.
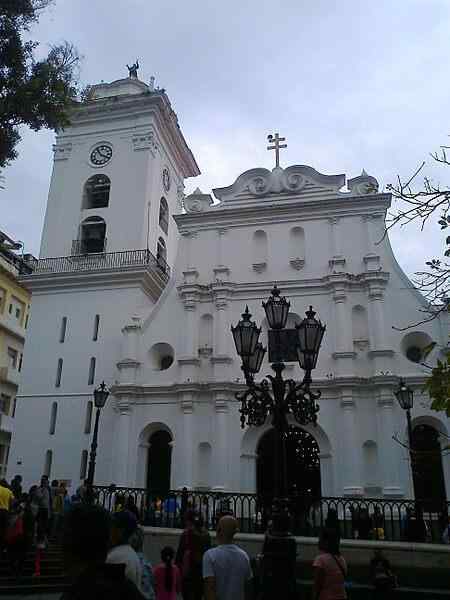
[340,389,355,409]
[377,388,394,408]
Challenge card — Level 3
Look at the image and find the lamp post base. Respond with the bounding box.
[259,499,297,600]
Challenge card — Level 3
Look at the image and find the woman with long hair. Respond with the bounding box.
[154,546,181,600]
[312,528,348,600]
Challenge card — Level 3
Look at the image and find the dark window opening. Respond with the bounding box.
[56,358,63,387]
[160,355,173,370]
[83,175,111,209]
[60,317,67,343]
[88,357,96,386]
[93,314,100,341]
[75,217,106,255]
[406,346,422,363]
[159,197,169,234]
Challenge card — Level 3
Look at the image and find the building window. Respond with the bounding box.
[44,450,53,478]
[75,216,107,255]
[0,288,5,312]
[60,317,67,343]
[55,358,63,387]
[156,237,167,268]
[159,197,169,234]
[88,357,96,386]
[18,354,23,372]
[25,313,29,329]
[80,450,88,480]
[12,397,17,418]
[49,402,58,435]
[0,394,11,416]
[8,303,12,314]
[93,314,100,341]
[82,174,111,209]
[84,401,93,434]
[7,347,18,369]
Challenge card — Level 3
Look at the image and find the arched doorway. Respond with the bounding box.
[257,426,321,499]
[411,424,446,510]
[147,430,172,495]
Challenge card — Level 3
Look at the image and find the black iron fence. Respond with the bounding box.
[93,485,450,544]
[20,248,170,280]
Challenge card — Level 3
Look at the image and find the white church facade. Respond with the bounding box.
[9,73,450,503]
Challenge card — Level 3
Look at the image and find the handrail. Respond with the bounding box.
[92,485,450,543]
[20,248,170,280]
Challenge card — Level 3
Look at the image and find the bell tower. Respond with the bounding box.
[40,70,200,267]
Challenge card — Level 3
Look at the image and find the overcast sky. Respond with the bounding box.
[1,0,448,280]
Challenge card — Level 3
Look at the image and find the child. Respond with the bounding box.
[130,527,155,600]
[153,546,181,600]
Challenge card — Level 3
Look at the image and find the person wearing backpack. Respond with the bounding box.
[312,528,348,600]
[176,513,211,600]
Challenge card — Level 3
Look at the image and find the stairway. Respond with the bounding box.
[0,539,69,596]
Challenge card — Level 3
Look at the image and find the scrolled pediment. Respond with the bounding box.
[213,165,345,205]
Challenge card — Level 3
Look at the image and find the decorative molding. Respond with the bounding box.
[289,258,305,270]
[353,339,369,352]
[198,345,213,357]
[368,349,395,358]
[252,262,267,273]
[132,131,158,155]
[182,269,199,284]
[215,399,229,413]
[363,253,381,272]
[53,142,73,161]
[333,351,357,360]
[213,266,231,280]
[347,169,379,195]
[213,165,345,201]
[116,359,141,370]
[177,356,201,367]
[329,256,346,272]
[210,355,233,365]
[184,188,213,213]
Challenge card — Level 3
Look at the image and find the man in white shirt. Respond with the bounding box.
[107,510,143,592]
[203,515,253,600]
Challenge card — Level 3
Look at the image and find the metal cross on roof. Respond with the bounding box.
[267,133,287,168]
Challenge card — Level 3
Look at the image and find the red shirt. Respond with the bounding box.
[153,562,181,600]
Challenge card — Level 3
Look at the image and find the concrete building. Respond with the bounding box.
[10,72,450,504]
[0,230,33,478]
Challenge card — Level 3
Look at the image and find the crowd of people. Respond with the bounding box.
[1,475,449,599]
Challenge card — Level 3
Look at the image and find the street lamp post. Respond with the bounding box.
[231,286,325,599]
[86,382,110,501]
[394,378,415,493]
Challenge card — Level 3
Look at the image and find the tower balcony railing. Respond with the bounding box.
[20,247,170,281]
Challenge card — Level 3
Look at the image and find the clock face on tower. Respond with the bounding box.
[162,167,171,191]
[90,144,112,166]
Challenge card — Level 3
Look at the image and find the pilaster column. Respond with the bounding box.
[213,394,229,491]
[377,388,404,497]
[340,390,363,496]
[331,280,356,375]
[179,393,194,488]
[214,299,229,356]
[118,317,142,384]
[216,228,228,267]
[114,398,132,486]
[368,283,387,351]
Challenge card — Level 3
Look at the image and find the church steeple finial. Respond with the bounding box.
[126,59,139,79]
[267,133,287,168]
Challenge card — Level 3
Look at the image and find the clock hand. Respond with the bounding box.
[98,148,109,159]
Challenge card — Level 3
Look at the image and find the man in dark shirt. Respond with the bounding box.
[61,503,145,600]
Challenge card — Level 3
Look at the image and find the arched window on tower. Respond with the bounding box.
[159,197,169,234]
[75,216,107,254]
[82,175,111,209]
[156,237,167,268]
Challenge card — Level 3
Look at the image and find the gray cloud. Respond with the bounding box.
[1,0,447,276]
